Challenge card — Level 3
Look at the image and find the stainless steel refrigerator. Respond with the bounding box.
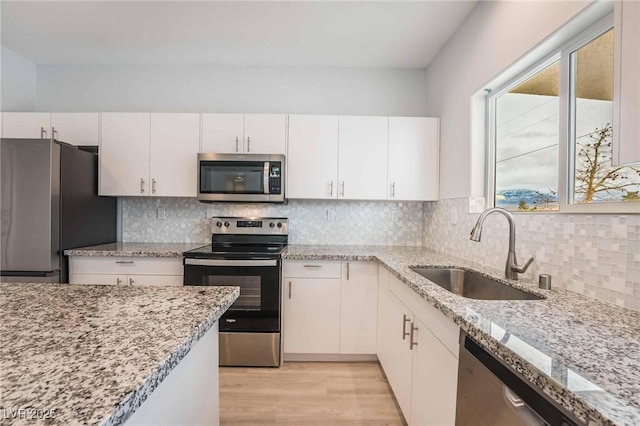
[1,138,117,283]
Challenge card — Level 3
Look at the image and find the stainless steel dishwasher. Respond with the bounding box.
[456,333,582,426]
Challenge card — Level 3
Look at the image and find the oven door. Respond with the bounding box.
[183,258,281,333]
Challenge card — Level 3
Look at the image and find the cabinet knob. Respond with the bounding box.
[140,178,145,194]
[247,137,251,152]
[129,278,134,286]
[152,179,157,194]
[116,278,122,285]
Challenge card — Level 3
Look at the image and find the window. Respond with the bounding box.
[488,15,640,212]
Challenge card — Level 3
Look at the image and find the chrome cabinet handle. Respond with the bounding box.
[288,281,292,299]
[116,278,122,285]
[247,137,251,152]
[329,181,334,197]
[340,181,345,197]
[129,278,134,286]
[40,127,47,139]
[391,182,396,198]
[152,179,157,194]
[235,137,239,153]
[115,261,134,264]
[140,178,145,194]
[303,265,322,268]
[52,127,58,139]
[409,323,418,350]
[402,314,410,340]
[346,262,350,280]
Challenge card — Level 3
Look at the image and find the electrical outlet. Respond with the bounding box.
[157,207,167,219]
[327,208,336,221]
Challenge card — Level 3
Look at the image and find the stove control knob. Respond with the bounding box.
[216,221,222,228]
[269,222,275,228]
[224,222,230,227]
[277,222,283,229]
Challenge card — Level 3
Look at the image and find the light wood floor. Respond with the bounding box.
[220,362,406,425]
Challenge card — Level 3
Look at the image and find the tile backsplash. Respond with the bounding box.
[121,196,639,311]
[122,198,424,246]
[423,198,640,311]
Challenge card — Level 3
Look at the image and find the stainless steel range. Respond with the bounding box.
[183,217,288,367]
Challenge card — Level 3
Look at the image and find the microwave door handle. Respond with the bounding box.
[263,161,270,194]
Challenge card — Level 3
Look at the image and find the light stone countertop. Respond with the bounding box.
[0,283,239,426]
[283,244,640,426]
[60,242,640,425]
[64,242,206,258]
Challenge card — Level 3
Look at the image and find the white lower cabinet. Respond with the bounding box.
[378,287,414,418]
[379,268,460,426]
[283,260,378,356]
[283,277,342,354]
[69,256,183,287]
[340,261,378,354]
[409,316,458,426]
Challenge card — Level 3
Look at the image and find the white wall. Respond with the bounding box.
[424,1,592,199]
[35,64,429,116]
[1,46,37,111]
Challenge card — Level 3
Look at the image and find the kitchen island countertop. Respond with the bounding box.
[0,282,238,425]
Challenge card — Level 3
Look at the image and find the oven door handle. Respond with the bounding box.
[184,258,278,267]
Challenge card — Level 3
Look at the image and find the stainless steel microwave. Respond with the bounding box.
[197,153,285,203]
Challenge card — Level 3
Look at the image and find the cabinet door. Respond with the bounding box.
[100,113,151,196]
[376,265,391,368]
[201,113,244,153]
[378,290,413,420]
[410,317,458,426]
[150,113,200,197]
[388,117,439,201]
[2,112,51,139]
[613,1,640,165]
[50,113,100,146]
[243,114,287,155]
[287,115,339,199]
[340,261,378,354]
[127,275,183,287]
[338,116,388,200]
[69,274,127,285]
[283,278,341,354]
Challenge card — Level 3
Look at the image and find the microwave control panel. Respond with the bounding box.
[268,162,282,194]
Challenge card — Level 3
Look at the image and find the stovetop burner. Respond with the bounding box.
[183,217,289,260]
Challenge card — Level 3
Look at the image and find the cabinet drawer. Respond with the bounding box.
[389,272,459,358]
[283,260,341,279]
[70,256,183,276]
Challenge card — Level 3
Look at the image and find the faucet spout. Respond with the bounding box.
[469,207,534,280]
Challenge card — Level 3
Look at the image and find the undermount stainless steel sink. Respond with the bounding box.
[410,267,543,301]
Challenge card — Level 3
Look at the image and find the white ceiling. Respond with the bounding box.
[0,1,477,69]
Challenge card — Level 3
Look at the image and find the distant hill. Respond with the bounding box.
[496,189,557,208]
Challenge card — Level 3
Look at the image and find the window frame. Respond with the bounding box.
[486,13,638,214]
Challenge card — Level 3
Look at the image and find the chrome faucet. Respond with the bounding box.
[470,207,534,280]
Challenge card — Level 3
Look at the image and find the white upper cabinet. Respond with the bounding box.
[338,116,389,200]
[243,114,287,155]
[100,113,151,196]
[50,113,100,146]
[2,113,51,139]
[150,113,200,197]
[201,113,245,153]
[613,0,640,165]
[287,115,339,199]
[388,117,439,201]
[201,113,286,155]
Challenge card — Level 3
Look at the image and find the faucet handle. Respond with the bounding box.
[512,257,534,274]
